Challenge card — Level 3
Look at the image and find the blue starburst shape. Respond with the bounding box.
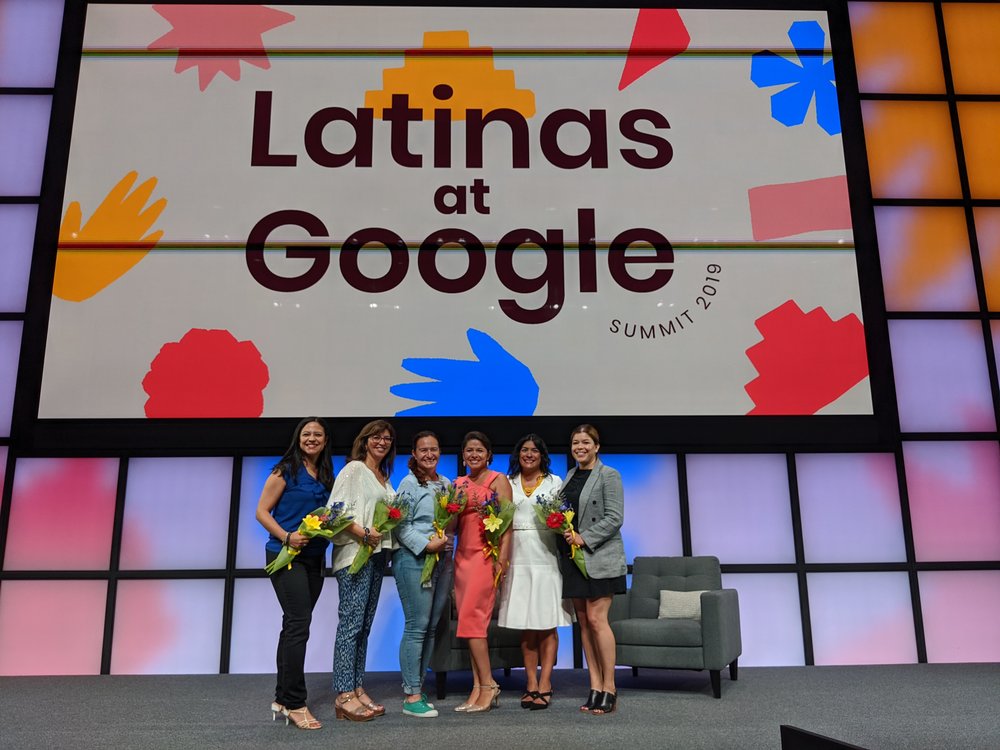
[750,20,841,136]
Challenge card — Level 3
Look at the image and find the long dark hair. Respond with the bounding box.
[273,416,334,490]
[507,433,551,478]
[408,430,441,486]
[350,419,396,478]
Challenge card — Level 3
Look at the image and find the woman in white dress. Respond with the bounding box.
[498,433,572,710]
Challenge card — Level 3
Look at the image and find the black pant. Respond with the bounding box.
[267,550,324,710]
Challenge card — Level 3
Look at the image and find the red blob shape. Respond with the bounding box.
[142,328,270,417]
[744,300,869,415]
[748,175,853,241]
[619,8,691,91]
[148,4,295,91]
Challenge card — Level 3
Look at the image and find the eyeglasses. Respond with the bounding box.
[369,435,393,445]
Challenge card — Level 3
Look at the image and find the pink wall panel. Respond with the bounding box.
[0,580,107,675]
[903,441,1000,562]
[4,457,118,570]
[111,579,224,674]
[920,571,1000,663]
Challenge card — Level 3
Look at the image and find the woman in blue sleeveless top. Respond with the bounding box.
[256,417,334,730]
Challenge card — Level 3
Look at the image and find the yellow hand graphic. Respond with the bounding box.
[54,171,167,302]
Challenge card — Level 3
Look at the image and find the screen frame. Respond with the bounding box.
[13,0,897,454]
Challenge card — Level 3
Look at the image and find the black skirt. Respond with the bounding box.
[559,543,627,599]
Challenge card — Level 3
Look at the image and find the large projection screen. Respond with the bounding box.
[39,3,875,421]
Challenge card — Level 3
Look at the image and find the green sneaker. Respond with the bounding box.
[421,693,436,710]
[403,698,439,718]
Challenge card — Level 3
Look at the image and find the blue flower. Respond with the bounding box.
[750,20,841,136]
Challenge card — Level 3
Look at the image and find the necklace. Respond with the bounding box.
[521,474,543,497]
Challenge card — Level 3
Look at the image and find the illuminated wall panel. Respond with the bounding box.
[0,205,35,312]
[688,455,795,563]
[889,320,995,433]
[861,101,960,199]
[722,573,804,666]
[875,206,977,312]
[849,1,944,94]
[0,95,51,195]
[4,457,118,570]
[797,453,906,563]
[903,441,1000,562]
[0,0,63,87]
[235,455,281,570]
[957,103,1000,199]
[919,570,1000,663]
[229,577,339,675]
[0,580,107,675]
[119,457,233,570]
[978,208,1000,310]
[111,579,225,674]
[808,572,917,665]
[942,3,1000,95]
[0,322,22,437]
[612,454,682,559]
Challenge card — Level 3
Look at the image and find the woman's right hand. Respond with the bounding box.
[288,531,309,549]
[425,534,448,554]
[366,528,383,547]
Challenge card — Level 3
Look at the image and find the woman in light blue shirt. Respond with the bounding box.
[393,430,452,718]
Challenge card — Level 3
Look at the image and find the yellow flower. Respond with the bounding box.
[483,515,503,533]
[439,497,449,508]
[303,515,321,530]
[564,509,575,524]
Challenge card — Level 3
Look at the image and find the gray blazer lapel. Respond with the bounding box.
[573,460,602,531]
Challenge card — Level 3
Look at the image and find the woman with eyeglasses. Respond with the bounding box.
[328,419,397,722]
[498,433,572,711]
[561,424,625,716]
[452,430,513,713]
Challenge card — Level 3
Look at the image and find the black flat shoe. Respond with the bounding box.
[580,689,601,713]
[592,691,617,715]
[520,691,538,709]
[529,691,552,711]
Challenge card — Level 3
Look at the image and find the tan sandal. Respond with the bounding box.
[335,693,374,722]
[283,706,322,730]
[355,689,385,717]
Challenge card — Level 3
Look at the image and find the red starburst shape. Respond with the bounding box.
[142,328,270,417]
[148,4,295,91]
[744,300,869,415]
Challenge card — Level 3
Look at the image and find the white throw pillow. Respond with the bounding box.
[658,589,707,621]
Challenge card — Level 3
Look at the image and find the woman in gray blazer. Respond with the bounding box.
[560,424,626,716]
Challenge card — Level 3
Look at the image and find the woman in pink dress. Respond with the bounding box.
[452,431,513,713]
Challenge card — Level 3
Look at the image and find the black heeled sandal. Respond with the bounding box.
[530,690,552,711]
[520,691,539,709]
[580,689,601,712]
[591,691,617,715]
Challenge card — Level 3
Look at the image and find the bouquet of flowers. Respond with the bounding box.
[533,490,588,578]
[348,495,408,574]
[478,491,515,587]
[264,503,354,575]
[420,484,467,584]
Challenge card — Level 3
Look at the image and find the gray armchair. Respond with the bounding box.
[609,555,741,698]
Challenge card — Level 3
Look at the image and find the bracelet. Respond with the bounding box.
[284,532,291,547]
[363,527,371,545]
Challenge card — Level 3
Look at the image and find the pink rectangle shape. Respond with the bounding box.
[749,175,852,241]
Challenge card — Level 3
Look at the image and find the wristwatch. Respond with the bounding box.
[363,527,371,545]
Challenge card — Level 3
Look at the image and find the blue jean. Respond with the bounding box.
[394,546,438,695]
[333,551,385,692]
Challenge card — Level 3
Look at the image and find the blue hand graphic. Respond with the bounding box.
[750,20,841,136]
[390,328,539,417]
